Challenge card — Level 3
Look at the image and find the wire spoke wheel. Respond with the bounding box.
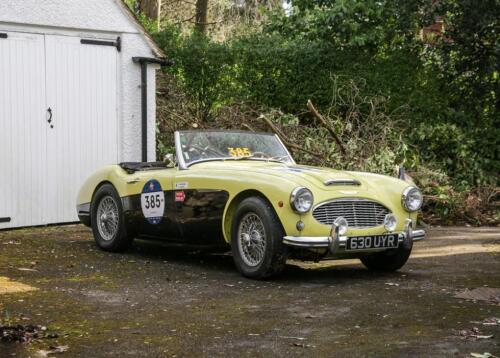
[237,212,267,267]
[96,196,119,241]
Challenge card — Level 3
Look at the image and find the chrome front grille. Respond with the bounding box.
[312,199,390,228]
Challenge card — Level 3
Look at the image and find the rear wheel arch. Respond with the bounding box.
[222,189,284,243]
[90,181,116,212]
[92,180,115,201]
[83,181,115,226]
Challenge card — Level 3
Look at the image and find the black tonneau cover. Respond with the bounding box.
[119,162,166,174]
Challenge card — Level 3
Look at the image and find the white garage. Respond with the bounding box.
[0,0,168,229]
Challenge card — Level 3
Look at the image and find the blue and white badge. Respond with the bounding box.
[140,179,165,225]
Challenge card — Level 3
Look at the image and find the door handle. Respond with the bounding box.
[47,107,53,128]
[126,178,140,184]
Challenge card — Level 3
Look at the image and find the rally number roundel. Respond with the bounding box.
[140,179,165,225]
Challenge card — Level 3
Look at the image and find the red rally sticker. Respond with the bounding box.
[175,191,186,202]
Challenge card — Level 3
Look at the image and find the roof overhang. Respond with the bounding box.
[116,0,166,58]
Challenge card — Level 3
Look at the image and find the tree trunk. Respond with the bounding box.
[195,0,209,34]
[139,0,162,28]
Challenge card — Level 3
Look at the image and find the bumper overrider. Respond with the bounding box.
[283,219,425,253]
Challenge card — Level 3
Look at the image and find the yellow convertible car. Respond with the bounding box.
[77,130,425,278]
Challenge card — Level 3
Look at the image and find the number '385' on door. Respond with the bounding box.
[141,192,165,219]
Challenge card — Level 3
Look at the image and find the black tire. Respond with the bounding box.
[231,197,287,279]
[360,240,413,271]
[91,184,133,252]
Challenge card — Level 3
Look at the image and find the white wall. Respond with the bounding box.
[0,0,159,163]
[119,33,158,162]
[0,0,136,34]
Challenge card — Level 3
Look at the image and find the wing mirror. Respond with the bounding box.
[163,153,176,168]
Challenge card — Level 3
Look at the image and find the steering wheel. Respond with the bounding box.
[251,151,272,158]
[190,144,224,157]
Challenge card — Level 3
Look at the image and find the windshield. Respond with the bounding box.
[176,130,294,168]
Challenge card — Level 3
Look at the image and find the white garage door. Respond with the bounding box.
[0,32,118,229]
[0,32,47,228]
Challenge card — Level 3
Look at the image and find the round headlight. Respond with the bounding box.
[334,216,348,236]
[290,187,314,213]
[384,213,397,232]
[402,187,423,212]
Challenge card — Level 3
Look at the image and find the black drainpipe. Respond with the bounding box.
[132,57,172,162]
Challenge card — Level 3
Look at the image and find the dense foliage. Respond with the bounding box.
[146,0,499,224]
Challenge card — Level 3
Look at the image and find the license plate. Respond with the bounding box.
[346,234,399,251]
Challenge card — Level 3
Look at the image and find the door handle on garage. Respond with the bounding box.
[47,107,54,128]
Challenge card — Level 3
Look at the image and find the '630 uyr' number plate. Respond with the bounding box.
[346,234,399,251]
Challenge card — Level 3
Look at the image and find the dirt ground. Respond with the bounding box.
[0,225,499,358]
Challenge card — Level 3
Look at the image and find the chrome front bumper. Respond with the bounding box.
[283,219,425,252]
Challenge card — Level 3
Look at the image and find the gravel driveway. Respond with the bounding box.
[0,225,499,357]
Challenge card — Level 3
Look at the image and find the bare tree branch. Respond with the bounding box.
[191,19,224,26]
[175,14,196,24]
[259,114,323,157]
[242,123,255,132]
[307,99,346,156]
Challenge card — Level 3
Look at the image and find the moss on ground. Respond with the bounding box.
[0,225,499,357]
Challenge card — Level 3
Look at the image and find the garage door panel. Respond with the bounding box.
[0,32,47,228]
[1,32,119,228]
[44,35,118,224]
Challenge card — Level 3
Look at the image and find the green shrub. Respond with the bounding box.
[150,6,498,224]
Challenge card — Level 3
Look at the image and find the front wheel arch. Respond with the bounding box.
[222,189,285,244]
[231,196,288,278]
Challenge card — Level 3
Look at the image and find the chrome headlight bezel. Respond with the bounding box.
[290,187,314,214]
[402,186,423,212]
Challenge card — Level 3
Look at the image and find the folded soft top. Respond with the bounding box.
[119,162,166,173]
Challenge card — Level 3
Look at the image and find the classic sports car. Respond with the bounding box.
[77,130,425,278]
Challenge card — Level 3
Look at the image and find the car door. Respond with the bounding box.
[172,171,229,246]
[128,169,181,241]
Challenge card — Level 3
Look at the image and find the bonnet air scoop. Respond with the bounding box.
[324,178,361,186]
